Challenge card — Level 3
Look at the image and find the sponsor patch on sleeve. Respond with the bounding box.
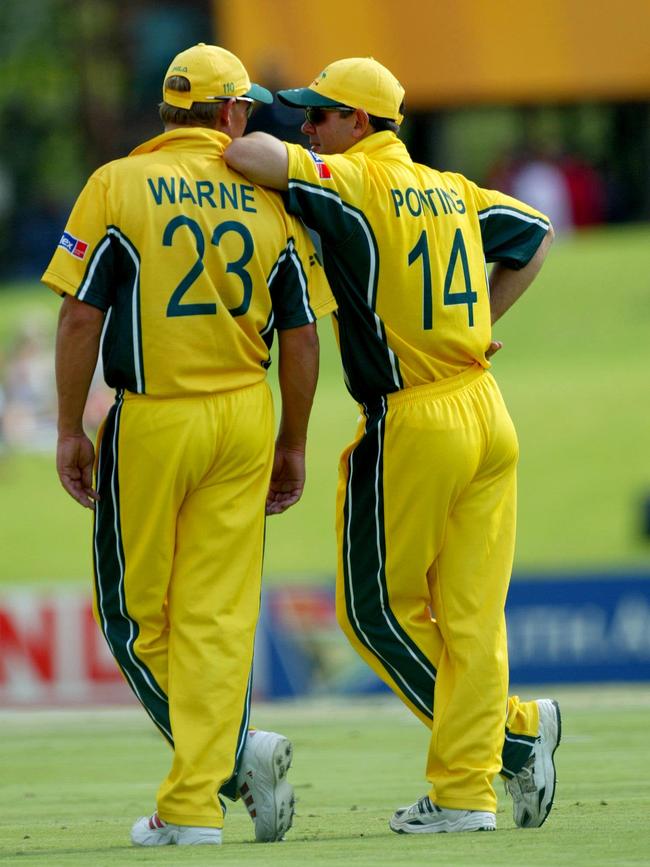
[307,151,332,180]
[58,231,89,260]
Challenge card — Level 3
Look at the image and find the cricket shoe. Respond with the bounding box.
[130,811,222,846]
[505,698,562,828]
[389,795,496,834]
[237,729,295,842]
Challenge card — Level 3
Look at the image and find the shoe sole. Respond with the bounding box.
[257,737,295,842]
[536,699,562,828]
[389,816,496,834]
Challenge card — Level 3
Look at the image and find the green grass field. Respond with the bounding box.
[1,224,649,584]
[1,686,649,865]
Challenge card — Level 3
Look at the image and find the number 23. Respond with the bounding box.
[162,216,254,317]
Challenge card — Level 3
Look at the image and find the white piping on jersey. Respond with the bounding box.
[260,311,275,337]
[77,236,111,302]
[94,398,172,740]
[99,306,112,350]
[78,228,143,393]
[289,181,401,389]
[478,207,550,231]
[345,398,435,716]
[267,237,315,323]
[77,226,142,394]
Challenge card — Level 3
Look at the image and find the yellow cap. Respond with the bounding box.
[162,43,272,109]
[277,57,404,124]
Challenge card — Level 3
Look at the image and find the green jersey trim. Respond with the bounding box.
[287,179,402,398]
[477,204,550,230]
[77,235,113,308]
[266,236,316,329]
[478,205,550,269]
[107,227,144,393]
[79,226,145,394]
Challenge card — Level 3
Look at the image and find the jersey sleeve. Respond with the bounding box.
[41,172,115,310]
[284,143,369,244]
[268,214,336,330]
[467,180,551,269]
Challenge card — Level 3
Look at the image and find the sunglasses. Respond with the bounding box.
[235,97,255,119]
[215,97,255,118]
[304,106,355,125]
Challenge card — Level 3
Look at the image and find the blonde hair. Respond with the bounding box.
[159,75,222,127]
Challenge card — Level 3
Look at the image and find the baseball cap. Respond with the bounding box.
[277,57,404,124]
[163,43,272,109]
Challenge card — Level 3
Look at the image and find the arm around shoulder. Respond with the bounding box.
[224,132,289,190]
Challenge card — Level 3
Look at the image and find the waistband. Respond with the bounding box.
[120,378,269,402]
[378,364,487,410]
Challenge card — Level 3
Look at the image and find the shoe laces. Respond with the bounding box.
[148,812,167,830]
[405,795,435,817]
[509,752,538,795]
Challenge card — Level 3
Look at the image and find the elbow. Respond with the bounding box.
[532,222,555,268]
[223,139,246,172]
[540,223,555,262]
[294,322,320,353]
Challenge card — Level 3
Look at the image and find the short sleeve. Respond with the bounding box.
[41,172,115,310]
[468,181,551,269]
[268,214,336,330]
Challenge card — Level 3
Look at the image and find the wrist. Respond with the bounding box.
[276,437,306,453]
[58,427,86,439]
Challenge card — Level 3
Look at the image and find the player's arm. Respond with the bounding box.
[225,132,289,190]
[267,323,320,516]
[465,178,555,325]
[490,224,555,324]
[55,295,105,509]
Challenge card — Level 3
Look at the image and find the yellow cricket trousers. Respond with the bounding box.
[336,366,538,813]
[93,381,274,827]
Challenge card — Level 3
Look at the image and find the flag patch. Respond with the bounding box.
[308,151,332,180]
[58,231,89,260]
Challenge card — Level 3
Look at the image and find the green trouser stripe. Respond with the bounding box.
[94,396,254,798]
[342,400,534,775]
[93,395,172,743]
[219,669,254,801]
[342,399,436,718]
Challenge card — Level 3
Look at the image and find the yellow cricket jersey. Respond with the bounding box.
[284,132,550,404]
[42,127,335,396]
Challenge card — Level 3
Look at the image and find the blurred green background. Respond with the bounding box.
[0,0,649,586]
[1,222,649,584]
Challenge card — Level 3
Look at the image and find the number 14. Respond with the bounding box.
[408,227,477,329]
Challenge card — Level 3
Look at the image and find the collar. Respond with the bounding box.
[345,130,408,161]
[130,127,232,157]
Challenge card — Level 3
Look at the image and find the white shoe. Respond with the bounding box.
[505,698,561,828]
[130,812,222,846]
[237,729,295,842]
[389,795,496,834]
